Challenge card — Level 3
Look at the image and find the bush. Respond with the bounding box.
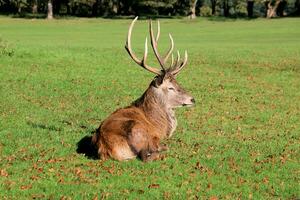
[234,1,247,17]
[200,5,212,16]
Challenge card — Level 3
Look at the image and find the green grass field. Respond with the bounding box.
[0,16,299,199]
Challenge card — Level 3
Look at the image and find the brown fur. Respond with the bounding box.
[92,18,194,162]
[92,74,193,162]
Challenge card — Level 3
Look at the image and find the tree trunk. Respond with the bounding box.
[92,0,99,16]
[66,1,71,15]
[112,3,118,14]
[188,0,198,19]
[211,0,216,15]
[17,1,22,14]
[32,0,38,14]
[53,0,61,15]
[106,0,118,15]
[296,0,300,15]
[266,0,281,18]
[247,0,254,18]
[223,0,229,17]
[277,0,287,16]
[47,0,53,19]
[18,6,22,14]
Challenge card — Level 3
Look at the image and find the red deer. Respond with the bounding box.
[92,17,195,162]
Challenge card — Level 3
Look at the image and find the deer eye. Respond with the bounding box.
[168,87,175,91]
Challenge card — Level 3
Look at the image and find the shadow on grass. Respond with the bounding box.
[76,132,99,160]
[27,121,62,132]
[27,120,99,159]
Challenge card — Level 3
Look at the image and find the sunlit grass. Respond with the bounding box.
[0,17,299,199]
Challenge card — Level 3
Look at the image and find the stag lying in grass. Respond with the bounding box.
[92,17,195,162]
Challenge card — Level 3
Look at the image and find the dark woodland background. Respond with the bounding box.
[0,0,299,19]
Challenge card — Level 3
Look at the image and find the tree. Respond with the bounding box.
[247,0,254,17]
[32,0,37,14]
[222,0,230,17]
[276,0,287,16]
[210,0,218,15]
[295,0,300,15]
[136,0,176,15]
[0,0,295,17]
[14,0,28,14]
[188,0,198,19]
[265,0,286,18]
[47,0,53,19]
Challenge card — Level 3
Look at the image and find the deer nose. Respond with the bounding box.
[191,98,195,104]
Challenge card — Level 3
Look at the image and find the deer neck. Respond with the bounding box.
[133,87,177,138]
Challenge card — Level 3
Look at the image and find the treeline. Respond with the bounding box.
[0,0,299,18]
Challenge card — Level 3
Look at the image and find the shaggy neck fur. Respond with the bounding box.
[132,86,177,138]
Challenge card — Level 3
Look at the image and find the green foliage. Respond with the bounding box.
[138,0,176,8]
[0,17,299,199]
[233,0,247,17]
[132,0,179,15]
[200,5,213,16]
[68,0,96,16]
[0,0,299,17]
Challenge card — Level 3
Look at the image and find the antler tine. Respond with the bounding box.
[150,21,175,69]
[125,16,161,75]
[170,53,174,68]
[149,20,165,71]
[171,50,180,68]
[171,50,188,75]
[143,37,148,63]
[156,20,160,42]
[182,50,188,67]
[125,17,187,76]
[163,34,174,65]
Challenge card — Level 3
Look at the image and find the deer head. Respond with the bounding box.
[125,17,195,109]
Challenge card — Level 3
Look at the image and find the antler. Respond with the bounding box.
[169,50,188,76]
[149,20,175,71]
[125,16,161,75]
[125,16,188,76]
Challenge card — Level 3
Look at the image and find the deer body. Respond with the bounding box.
[92,17,195,162]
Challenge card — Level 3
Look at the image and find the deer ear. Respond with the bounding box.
[152,76,164,87]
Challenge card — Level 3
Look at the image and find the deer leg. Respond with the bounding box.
[139,137,167,162]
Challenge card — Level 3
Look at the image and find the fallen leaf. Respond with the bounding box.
[248,193,253,199]
[148,184,160,189]
[262,177,269,184]
[0,169,8,177]
[92,195,98,200]
[207,183,213,190]
[163,191,171,199]
[32,194,45,199]
[20,184,32,190]
[60,196,71,200]
[137,189,144,194]
[58,177,64,183]
[30,175,39,180]
[75,168,82,176]
[48,168,55,173]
